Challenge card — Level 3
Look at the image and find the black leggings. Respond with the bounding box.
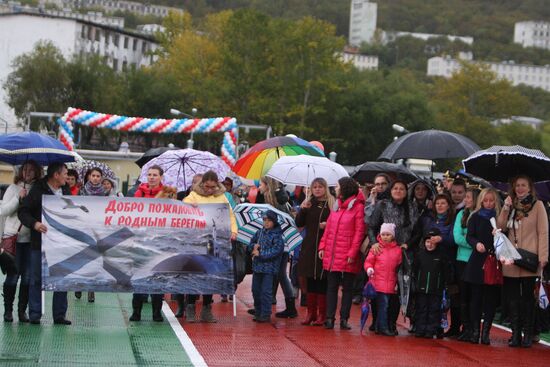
[469,283,500,328]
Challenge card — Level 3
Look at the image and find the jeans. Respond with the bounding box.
[277,252,294,299]
[29,249,67,321]
[4,242,31,287]
[326,271,355,320]
[375,292,391,332]
[252,273,274,318]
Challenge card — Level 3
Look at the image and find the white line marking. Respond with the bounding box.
[162,302,208,367]
[492,323,550,347]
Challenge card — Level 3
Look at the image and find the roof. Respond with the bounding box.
[0,10,157,43]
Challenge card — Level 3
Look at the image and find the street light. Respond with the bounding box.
[392,124,410,134]
[170,107,197,149]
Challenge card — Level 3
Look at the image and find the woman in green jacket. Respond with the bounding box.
[452,187,479,342]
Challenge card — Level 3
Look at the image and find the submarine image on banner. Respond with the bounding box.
[151,219,229,274]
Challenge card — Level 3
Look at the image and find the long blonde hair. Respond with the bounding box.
[260,176,280,207]
[308,177,335,209]
[473,188,501,215]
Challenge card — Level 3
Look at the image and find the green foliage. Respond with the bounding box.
[3,41,70,119]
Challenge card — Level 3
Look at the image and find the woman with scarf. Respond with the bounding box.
[129,165,165,322]
[76,167,108,303]
[369,180,419,334]
[295,178,335,326]
[1,160,42,323]
[497,175,548,348]
[464,188,502,345]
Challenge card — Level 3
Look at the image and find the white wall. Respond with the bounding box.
[0,15,78,132]
[349,0,377,46]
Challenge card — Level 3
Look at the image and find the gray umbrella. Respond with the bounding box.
[352,161,418,184]
[378,129,480,161]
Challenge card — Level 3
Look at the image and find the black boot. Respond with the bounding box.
[470,324,480,344]
[324,318,335,329]
[480,322,491,345]
[457,304,471,342]
[129,297,143,321]
[17,285,29,323]
[3,284,16,323]
[152,297,164,322]
[508,300,522,347]
[174,294,185,318]
[275,297,297,318]
[521,299,534,348]
[340,319,352,330]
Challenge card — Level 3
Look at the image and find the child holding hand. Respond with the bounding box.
[364,223,402,336]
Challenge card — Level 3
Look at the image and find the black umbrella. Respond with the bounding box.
[352,161,418,184]
[135,146,180,167]
[462,145,550,183]
[378,129,480,161]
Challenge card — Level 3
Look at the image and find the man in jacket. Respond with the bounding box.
[18,162,72,325]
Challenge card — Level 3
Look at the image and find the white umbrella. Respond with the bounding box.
[266,155,348,187]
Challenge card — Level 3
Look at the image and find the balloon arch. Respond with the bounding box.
[56,107,238,166]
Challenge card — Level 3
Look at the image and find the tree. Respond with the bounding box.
[431,62,529,147]
[3,41,70,119]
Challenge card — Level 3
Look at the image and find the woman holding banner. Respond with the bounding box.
[183,170,237,323]
[129,165,165,322]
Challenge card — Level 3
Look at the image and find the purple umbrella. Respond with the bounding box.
[139,149,230,192]
[360,281,376,335]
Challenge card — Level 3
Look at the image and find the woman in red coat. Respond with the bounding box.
[318,177,365,330]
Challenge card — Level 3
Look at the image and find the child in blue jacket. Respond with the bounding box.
[248,209,284,322]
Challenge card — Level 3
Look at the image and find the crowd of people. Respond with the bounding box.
[1,159,549,350]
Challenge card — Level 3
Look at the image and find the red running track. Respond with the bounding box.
[168,275,549,367]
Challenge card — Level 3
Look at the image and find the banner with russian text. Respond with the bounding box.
[41,196,234,294]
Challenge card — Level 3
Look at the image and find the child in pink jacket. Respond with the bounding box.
[364,223,402,336]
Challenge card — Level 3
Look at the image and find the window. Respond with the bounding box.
[105,31,110,45]
[124,37,129,49]
[142,41,147,53]
[81,25,86,38]
[114,35,119,47]
[95,28,100,42]
[122,60,128,71]
[133,39,138,51]
[113,58,118,71]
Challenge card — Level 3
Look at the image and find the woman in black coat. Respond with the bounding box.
[464,188,502,345]
[295,178,335,326]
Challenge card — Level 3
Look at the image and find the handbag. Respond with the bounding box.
[514,247,539,273]
[0,224,21,275]
[483,254,503,285]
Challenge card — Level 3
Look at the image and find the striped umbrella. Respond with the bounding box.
[233,136,324,179]
[234,203,302,252]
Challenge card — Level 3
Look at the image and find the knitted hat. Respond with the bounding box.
[262,209,279,225]
[380,223,396,237]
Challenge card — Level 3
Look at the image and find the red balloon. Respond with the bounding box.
[309,140,324,152]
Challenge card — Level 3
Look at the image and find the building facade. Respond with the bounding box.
[427,56,550,92]
[0,11,158,132]
[349,0,377,46]
[42,0,183,17]
[514,21,550,50]
[341,50,378,71]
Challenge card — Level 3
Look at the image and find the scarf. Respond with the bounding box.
[512,194,536,221]
[82,181,106,196]
[478,208,496,219]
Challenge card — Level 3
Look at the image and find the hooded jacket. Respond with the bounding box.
[364,234,403,294]
[413,245,450,296]
[134,182,163,198]
[318,191,365,274]
[408,179,435,219]
[183,181,238,235]
[247,225,284,274]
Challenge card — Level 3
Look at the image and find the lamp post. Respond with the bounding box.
[392,124,410,134]
[170,107,197,149]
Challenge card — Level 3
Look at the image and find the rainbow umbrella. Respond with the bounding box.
[233,136,324,179]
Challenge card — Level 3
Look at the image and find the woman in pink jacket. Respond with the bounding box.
[318,177,365,330]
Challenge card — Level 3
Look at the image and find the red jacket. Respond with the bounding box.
[364,235,402,294]
[318,191,365,274]
[134,183,163,198]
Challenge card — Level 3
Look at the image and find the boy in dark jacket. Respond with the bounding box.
[247,210,284,323]
[413,228,451,338]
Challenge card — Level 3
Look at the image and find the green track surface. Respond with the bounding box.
[0,280,192,366]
